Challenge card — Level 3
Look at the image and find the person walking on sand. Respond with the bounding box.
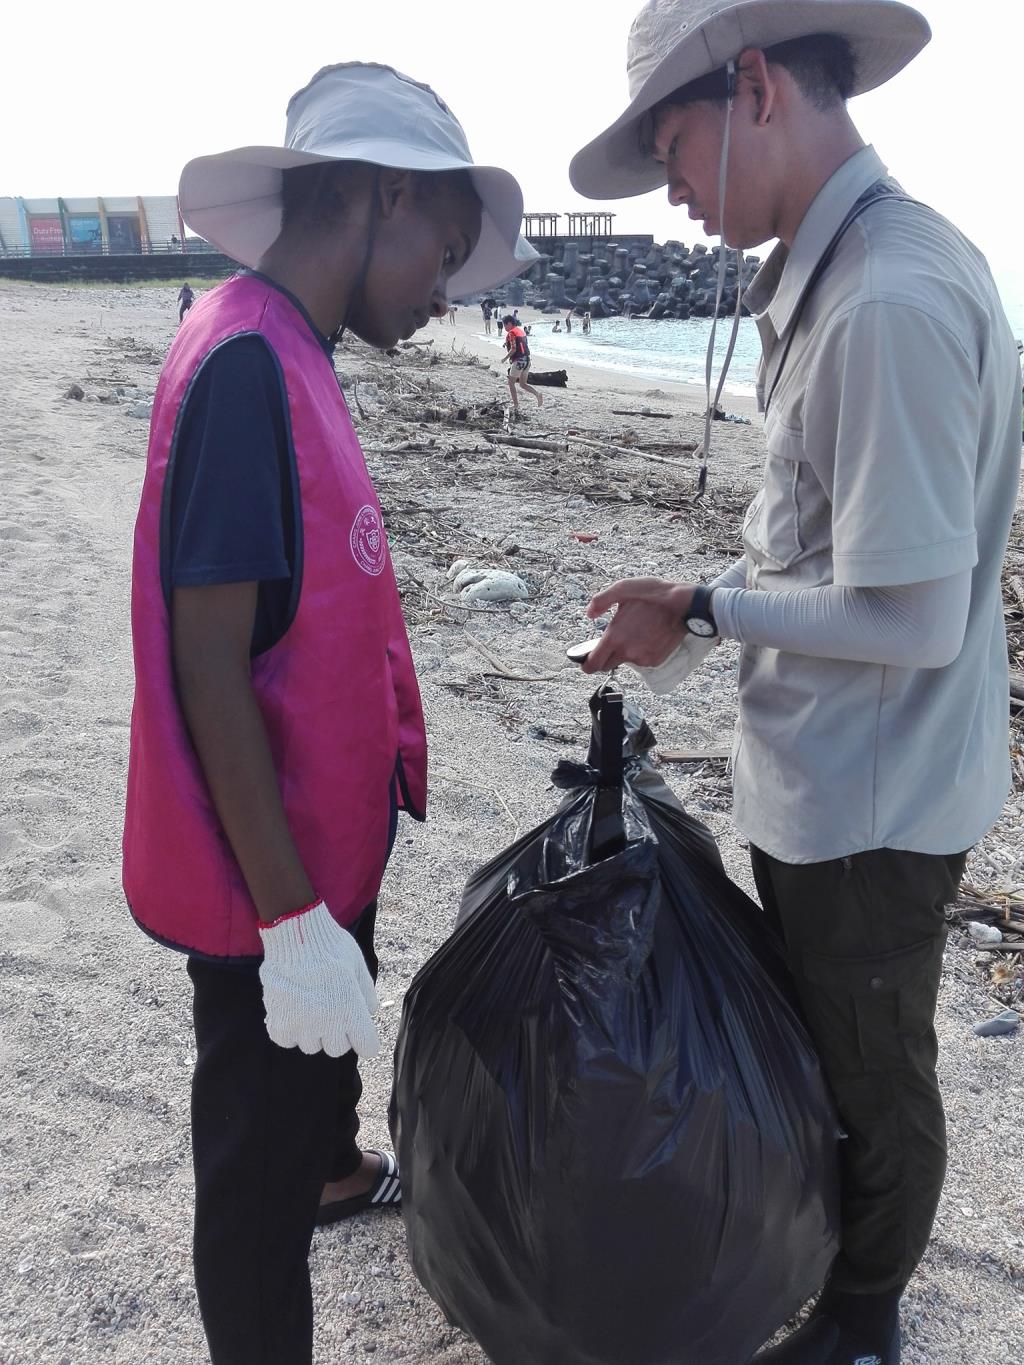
[571,3,1021,1364]
[448,302,458,325]
[502,312,542,415]
[482,299,493,334]
[177,281,195,323]
[123,61,532,1365]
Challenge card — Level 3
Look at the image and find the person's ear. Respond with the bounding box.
[377,168,416,219]
[736,47,776,127]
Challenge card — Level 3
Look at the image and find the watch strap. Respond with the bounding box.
[689,583,717,633]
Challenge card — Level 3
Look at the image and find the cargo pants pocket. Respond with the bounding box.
[799,934,945,1074]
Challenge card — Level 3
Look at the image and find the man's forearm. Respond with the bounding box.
[176,658,315,922]
[712,570,971,669]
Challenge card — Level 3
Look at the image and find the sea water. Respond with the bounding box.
[478,270,1024,400]
[489,315,763,397]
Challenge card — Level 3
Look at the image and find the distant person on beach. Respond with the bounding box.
[448,303,457,325]
[564,311,572,332]
[123,61,528,1365]
[502,312,542,415]
[552,320,562,332]
[482,300,493,334]
[581,310,591,333]
[496,314,505,336]
[177,282,194,323]
[572,4,1022,1364]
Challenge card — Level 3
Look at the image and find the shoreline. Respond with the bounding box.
[430,304,762,421]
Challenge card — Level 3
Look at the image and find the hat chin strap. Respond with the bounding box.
[330,168,383,349]
[697,58,745,498]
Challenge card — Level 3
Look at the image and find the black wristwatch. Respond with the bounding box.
[684,584,717,638]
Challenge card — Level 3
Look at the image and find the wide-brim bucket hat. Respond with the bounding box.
[179,62,538,296]
[570,0,930,199]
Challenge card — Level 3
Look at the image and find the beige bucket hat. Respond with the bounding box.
[569,0,930,198]
[179,62,538,295]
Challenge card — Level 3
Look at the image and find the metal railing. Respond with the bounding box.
[0,239,223,259]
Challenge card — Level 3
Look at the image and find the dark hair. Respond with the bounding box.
[280,161,477,233]
[655,33,856,114]
[502,314,517,326]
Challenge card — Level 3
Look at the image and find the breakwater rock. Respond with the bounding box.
[488,236,761,320]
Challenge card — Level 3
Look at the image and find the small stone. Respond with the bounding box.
[342,1291,362,1307]
[972,1009,1020,1038]
[64,383,85,400]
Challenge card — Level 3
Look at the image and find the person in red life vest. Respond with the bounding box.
[122,62,534,1365]
[502,312,544,415]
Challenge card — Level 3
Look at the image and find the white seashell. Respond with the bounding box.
[446,558,474,582]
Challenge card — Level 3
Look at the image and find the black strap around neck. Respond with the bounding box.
[763,181,916,419]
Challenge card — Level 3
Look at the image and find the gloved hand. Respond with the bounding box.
[258,901,380,1058]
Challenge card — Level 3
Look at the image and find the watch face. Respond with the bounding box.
[686,616,716,638]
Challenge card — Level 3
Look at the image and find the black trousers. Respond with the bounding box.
[187,906,378,1365]
[750,847,967,1295]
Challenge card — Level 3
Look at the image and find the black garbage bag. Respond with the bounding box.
[391,687,840,1365]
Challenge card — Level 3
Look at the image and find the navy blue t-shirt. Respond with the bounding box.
[164,277,333,655]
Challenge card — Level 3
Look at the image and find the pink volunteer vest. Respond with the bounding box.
[123,274,427,958]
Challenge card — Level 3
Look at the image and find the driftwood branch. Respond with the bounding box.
[659,746,732,763]
[610,408,673,419]
[484,432,568,454]
[568,432,695,470]
[466,634,566,683]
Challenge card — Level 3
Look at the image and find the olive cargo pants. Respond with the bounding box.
[750,846,967,1295]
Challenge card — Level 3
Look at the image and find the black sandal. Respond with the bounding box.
[315,1149,401,1226]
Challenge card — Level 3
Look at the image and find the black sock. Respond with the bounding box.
[817,1287,901,1363]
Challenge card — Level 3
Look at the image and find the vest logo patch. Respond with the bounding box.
[350,505,387,577]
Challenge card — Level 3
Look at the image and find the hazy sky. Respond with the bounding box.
[3,0,1021,311]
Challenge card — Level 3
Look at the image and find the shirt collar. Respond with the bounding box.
[744,145,888,339]
[237,268,336,358]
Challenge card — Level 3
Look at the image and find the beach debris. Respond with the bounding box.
[485,432,568,454]
[458,569,529,605]
[968,921,1004,946]
[64,383,85,400]
[127,400,154,419]
[659,746,733,764]
[568,431,695,471]
[466,635,563,683]
[446,558,474,582]
[611,407,673,419]
[570,532,599,543]
[972,1009,1020,1038]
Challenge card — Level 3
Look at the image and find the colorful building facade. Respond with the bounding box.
[0,196,188,256]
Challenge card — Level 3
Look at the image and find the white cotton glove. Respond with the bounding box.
[634,632,718,695]
[258,902,380,1058]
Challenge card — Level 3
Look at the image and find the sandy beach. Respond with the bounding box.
[1,278,1022,1365]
